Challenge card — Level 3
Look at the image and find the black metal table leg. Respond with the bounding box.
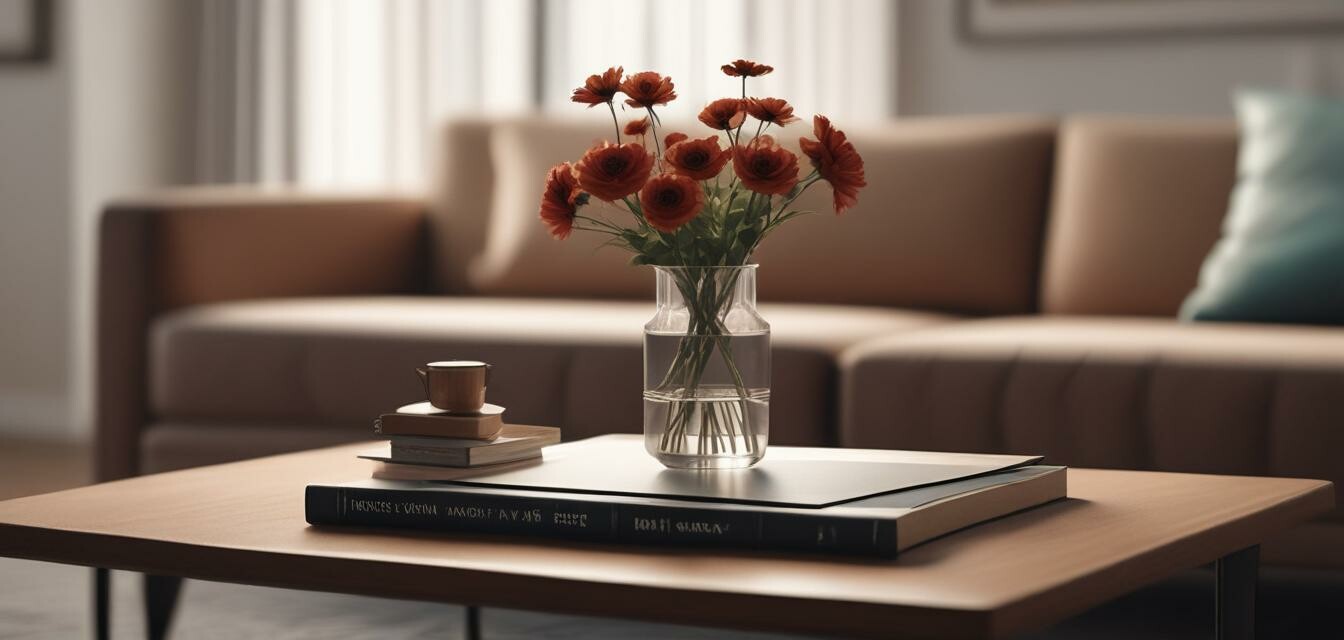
[144,574,184,640]
[465,605,482,640]
[1216,545,1259,640]
[93,568,110,640]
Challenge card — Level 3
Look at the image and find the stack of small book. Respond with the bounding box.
[362,401,561,477]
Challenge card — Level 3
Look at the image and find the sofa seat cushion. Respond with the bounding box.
[151,296,950,446]
[841,316,1344,521]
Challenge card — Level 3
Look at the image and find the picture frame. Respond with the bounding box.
[0,0,53,63]
[960,0,1344,42]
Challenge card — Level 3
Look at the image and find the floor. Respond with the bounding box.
[0,437,1340,639]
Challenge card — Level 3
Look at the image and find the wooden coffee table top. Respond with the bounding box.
[0,440,1332,639]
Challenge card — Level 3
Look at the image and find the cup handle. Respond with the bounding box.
[483,363,492,388]
[416,367,429,400]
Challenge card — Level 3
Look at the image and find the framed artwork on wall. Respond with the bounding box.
[0,0,52,63]
[961,0,1344,42]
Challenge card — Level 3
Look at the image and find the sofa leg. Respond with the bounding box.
[93,568,110,640]
[143,574,184,640]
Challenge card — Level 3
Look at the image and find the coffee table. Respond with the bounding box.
[0,438,1332,639]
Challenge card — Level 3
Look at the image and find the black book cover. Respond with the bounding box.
[306,465,1064,557]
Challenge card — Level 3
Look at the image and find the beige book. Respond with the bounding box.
[361,424,561,468]
[374,402,505,440]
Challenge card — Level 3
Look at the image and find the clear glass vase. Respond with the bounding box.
[643,265,770,469]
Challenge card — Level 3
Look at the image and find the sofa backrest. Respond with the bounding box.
[752,116,1055,314]
[431,114,1057,315]
[1040,117,1238,316]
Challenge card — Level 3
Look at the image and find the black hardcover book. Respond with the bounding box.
[305,464,1066,558]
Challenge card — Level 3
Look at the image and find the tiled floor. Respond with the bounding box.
[0,437,1339,639]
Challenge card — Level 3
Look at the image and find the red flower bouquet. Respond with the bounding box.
[543,61,866,467]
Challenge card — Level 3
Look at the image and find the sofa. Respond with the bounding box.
[97,114,1344,569]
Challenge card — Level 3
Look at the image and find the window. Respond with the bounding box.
[193,0,894,188]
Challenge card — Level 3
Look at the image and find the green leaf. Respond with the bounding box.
[724,208,745,233]
[619,229,646,252]
[645,243,673,265]
[675,226,695,249]
[739,226,759,249]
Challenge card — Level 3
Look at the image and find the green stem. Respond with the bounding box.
[646,106,662,159]
[607,101,621,144]
[652,268,757,457]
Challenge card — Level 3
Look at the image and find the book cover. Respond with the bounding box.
[409,435,1043,508]
[306,465,1065,557]
[308,436,1064,557]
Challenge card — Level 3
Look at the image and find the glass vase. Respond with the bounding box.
[643,265,770,469]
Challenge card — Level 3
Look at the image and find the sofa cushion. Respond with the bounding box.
[470,118,648,298]
[151,296,950,447]
[1041,117,1238,316]
[755,116,1056,314]
[840,316,1344,521]
[461,115,1055,313]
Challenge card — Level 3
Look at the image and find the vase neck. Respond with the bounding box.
[654,266,757,310]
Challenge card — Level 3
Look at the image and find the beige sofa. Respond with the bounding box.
[98,115,1344,568]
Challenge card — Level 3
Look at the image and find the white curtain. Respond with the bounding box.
[192,0,895,188]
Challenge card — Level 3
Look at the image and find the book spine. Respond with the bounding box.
[304,485,897,557]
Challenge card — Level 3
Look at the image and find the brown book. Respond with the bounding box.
[360,424,562,468]
[374,402,505,440]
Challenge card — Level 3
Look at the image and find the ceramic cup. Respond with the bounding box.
[417,360,491,413]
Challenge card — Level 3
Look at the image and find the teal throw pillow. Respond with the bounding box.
[1181,88,1344,324]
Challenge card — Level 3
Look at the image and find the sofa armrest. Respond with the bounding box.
[96,187,430,481]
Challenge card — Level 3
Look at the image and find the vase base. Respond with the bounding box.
[650,450,765,470]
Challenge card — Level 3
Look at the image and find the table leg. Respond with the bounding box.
[465,605,482,640]
[93,568,110,640]
[1215,545,1258,640]
[144,574,184,640]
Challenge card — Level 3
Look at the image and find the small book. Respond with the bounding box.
[370,457,545,482]
[360,424,561,468]
[374,402,505,440]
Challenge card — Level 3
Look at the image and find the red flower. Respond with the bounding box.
[721,59,773,78]
[639,174,704,232]
[621,71,676,108]
[664,132,689,148]
[575,142,655,202]
[624,117,650,137]
[745,97,798,126]
[538,163,588,240]
[799,115,866,214]
[732,135,799,196]
[571,66,623,107]
[698,98,746,131]
[664,135,731,181]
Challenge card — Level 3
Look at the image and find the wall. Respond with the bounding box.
[0,3,74,438]
[896,1,1344,116]
[0,0,189,440]
[67,0,192,440]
